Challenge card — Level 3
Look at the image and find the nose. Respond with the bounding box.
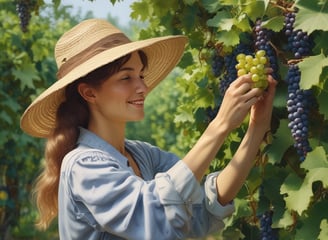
[136,77,148,95]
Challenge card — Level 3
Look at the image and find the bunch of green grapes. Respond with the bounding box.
[235,50,269,89]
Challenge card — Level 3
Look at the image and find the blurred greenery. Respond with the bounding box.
[1,0,328,239]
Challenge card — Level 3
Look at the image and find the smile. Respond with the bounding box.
[127,100,144,105]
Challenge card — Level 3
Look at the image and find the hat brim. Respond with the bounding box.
[20,35,188,138]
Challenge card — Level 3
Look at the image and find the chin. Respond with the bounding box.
[128,116,145,122]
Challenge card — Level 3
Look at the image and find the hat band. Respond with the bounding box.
[56,33,131,79]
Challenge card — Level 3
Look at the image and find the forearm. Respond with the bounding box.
[182,120,230,181]
[216,124,266,205]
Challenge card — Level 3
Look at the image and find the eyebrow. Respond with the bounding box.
[119,66,145,72]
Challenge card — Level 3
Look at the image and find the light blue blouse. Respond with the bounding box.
[58,127,234,240]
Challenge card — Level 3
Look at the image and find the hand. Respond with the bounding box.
[214,74,264,132]
[249,75,277,132]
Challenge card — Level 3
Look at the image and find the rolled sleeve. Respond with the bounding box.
[204,172,235,219]
[156,160,203,205]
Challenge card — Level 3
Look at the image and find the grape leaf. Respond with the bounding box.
[130,1,151,21]
[318,219,328,240]
[242,0,266,21]
[298,53,328,89]
[181,5,199,32]
[274,209,293,229]
[235,13,252,32]
[281,148,328,215]
[202,0,223,13]
[295,200,328,240]
[216,30,240,47]
[267,119,294,163]
[219,0,238,5]
[232,198,252,217]
[301,146,328,170]
[174,105,194,123]
[184,0,196,5]
[194,88,214,108]
[280,172,306,214]
[262,16,285,32]
[207,10,233,31]
[295,0,328,34]
[313,31,328,56]
[12,62,40,90]
[317,75,328,118]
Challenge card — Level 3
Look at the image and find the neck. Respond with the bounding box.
[88,120,126,155]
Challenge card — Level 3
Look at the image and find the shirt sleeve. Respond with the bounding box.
[67,149,234,240]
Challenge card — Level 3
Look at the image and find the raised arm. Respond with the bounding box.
[182,74,277,205]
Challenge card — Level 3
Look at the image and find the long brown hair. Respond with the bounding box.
[33,51,148,230]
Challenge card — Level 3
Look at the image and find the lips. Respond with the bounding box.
[127,99,144,105]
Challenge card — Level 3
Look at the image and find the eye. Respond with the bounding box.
[121,75,131,81]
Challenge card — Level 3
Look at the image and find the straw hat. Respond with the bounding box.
[20,19,188,138]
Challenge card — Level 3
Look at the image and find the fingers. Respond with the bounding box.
[262,75,278,101]
[230,74,252,88]
[236,82,252,94]
[244,88,263,105]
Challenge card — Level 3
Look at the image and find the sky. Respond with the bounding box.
[50,0,134,25]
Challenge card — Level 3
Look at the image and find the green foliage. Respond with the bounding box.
[128,0,328,239]
[2,0,328,239]
[0,0,87,238]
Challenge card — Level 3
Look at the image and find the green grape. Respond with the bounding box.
[250,66,258,74]
[255,49,266,58]
[252,74,260,82]
[236,53,246,61]
[259,56,267,64]
[237,69,247,77]
[235,50,269,89]
[252,58,259,65]
[245,55,253,63]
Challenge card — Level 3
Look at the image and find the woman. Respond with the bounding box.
[20,19,277,239]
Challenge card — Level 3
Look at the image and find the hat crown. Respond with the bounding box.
[54,19,124,69]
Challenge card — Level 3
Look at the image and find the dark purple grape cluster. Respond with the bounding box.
[286,64,314,161]
[258,185,278,240]
[219,54,236,95]
[16,0,32,32]
[259,210,278,240]
[284,12,312,59]
[254,19,279,80]
[218,43,253,95]
[211,53,225,77]
[205,101,221,123]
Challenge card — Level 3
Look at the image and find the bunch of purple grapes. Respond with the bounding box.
[286,64,314,161]
[211,53,225,77]
[16,0,32,32]
[284,10,315,161]
[284,12,312,58]
[259,210,278,240]
[258,185,278,240]
[254,19,279,80]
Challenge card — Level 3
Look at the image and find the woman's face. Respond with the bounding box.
[84,51,148,124]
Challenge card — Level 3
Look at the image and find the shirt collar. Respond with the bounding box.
[77,127,127,161]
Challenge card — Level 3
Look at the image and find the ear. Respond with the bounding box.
[78,83,96,103]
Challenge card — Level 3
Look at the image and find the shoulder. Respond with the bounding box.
[125,139,169,159]
[61,145,125,173]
